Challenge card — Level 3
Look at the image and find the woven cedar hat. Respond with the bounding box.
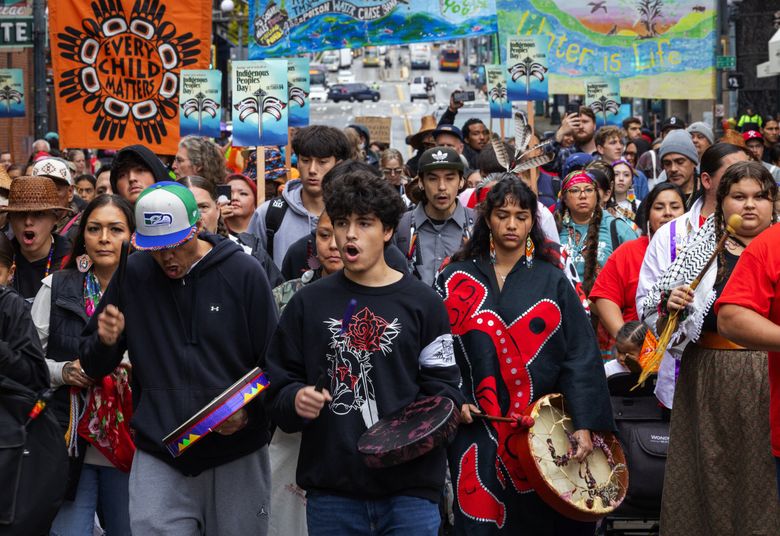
[0,166,11,191]
[0,176,72,213]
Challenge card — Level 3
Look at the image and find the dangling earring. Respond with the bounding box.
[489,232,496,264]
[525,236,535,268]
[76,254,92,273]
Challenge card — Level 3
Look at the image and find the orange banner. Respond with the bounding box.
[50,0,211,155]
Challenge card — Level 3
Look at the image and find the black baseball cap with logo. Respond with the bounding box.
[418,147,464,174]
[661,116,686,133]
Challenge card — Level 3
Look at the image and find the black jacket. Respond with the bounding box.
[80,234,278,475]
[46,270,90,428]
[236,232,284,288]
[0,286,48,391]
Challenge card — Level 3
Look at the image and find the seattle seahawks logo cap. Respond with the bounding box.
[132,181,201,250]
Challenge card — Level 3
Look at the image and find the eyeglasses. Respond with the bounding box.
[566,187,596,196]
[382,168,404,176]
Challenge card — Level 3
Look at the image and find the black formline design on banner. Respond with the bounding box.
[56,0,202,144]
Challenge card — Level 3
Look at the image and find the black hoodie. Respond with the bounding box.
[109,144,170,194]
[80,234,278,475]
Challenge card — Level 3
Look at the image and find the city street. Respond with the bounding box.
[310,47,480,155]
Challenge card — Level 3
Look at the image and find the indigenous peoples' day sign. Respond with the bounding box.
[231,60,288,147]
[584,77,628,127]
[49,0,211,153]
[249,0,497,59]
[497,0,717,99]
[484,65,511,119]
[287,58,310,128]
[0,69,25,117]
[179,70,222,138]
[505,36,549,102]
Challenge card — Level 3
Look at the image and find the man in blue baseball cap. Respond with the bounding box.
[80,181,278,535]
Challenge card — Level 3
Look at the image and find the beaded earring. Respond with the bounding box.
[525,236,535,268]
[489,232,496,264]
[76,254,92,273]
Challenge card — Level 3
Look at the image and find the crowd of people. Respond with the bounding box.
[3,96,780,536]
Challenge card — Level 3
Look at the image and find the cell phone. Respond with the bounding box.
[453,90,476,102]
[566,100,581,116]
[216,184,231,204]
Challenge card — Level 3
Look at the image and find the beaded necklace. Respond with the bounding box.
[83,269,102,317]
[9,237,55,285]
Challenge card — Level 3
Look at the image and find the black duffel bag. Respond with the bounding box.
[0,376,68,536]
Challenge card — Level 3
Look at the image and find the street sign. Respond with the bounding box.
[726,73,743,90]
[716,55,736,70]
[0,17,32,48]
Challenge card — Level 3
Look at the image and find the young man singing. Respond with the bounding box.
[264,171,463,535]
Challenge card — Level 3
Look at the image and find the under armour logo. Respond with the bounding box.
[432,150,448,162]
[210,305,220,312]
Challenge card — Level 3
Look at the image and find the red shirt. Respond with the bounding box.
[589,235,649,322]
[715,224,780,456]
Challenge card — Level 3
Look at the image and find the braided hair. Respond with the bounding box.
[558,171,603,295]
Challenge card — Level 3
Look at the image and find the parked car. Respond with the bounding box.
[328,83,380,103]
[337,70,356,84]
[409,76,435,102]
[310,85,328,103]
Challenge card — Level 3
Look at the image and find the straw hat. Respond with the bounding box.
[405,115,438,150]
[0,166,11,191]
[0,176,72,213]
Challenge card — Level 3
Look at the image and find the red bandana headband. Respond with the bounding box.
[561,171,595,192]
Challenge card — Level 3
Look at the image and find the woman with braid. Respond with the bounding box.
[557,170,637,298]
[642,161,780,534]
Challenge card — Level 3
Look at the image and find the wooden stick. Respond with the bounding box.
[473,413,518,424]
[256,146,266,206]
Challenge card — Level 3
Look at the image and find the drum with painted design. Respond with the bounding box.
[357,395,461,468]
[517,393,628,522]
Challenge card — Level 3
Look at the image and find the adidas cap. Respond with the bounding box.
[132,181,200,250]
[418,146,464,174]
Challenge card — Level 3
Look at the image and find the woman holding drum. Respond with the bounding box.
[643,161,780,534]
[436,175,615,534]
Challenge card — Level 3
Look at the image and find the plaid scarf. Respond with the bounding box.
[642,216,719,351]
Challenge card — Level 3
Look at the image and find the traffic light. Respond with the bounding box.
[727,73,744,90]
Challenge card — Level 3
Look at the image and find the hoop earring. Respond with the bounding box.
[489,232,496,264]
[525,236,535,268]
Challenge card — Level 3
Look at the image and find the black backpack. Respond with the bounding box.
[0,377,68,535]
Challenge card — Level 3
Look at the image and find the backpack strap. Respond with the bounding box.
[610,218,620,251]
[264,197,289,256]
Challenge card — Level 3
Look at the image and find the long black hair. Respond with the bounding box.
[64,194,134,271]
[452,174,556,264]
[635,182,685,236]
[714,161,777,282]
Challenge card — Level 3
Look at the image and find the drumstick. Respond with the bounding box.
[340,298,358,335]
[473,413,517,423]
[472,413,535,427]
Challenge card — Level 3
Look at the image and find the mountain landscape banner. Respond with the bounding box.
[49,0,211,153]
[497,0,716,99]
[249,0,497,59]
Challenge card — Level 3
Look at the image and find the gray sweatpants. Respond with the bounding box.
[128,448,270,536]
